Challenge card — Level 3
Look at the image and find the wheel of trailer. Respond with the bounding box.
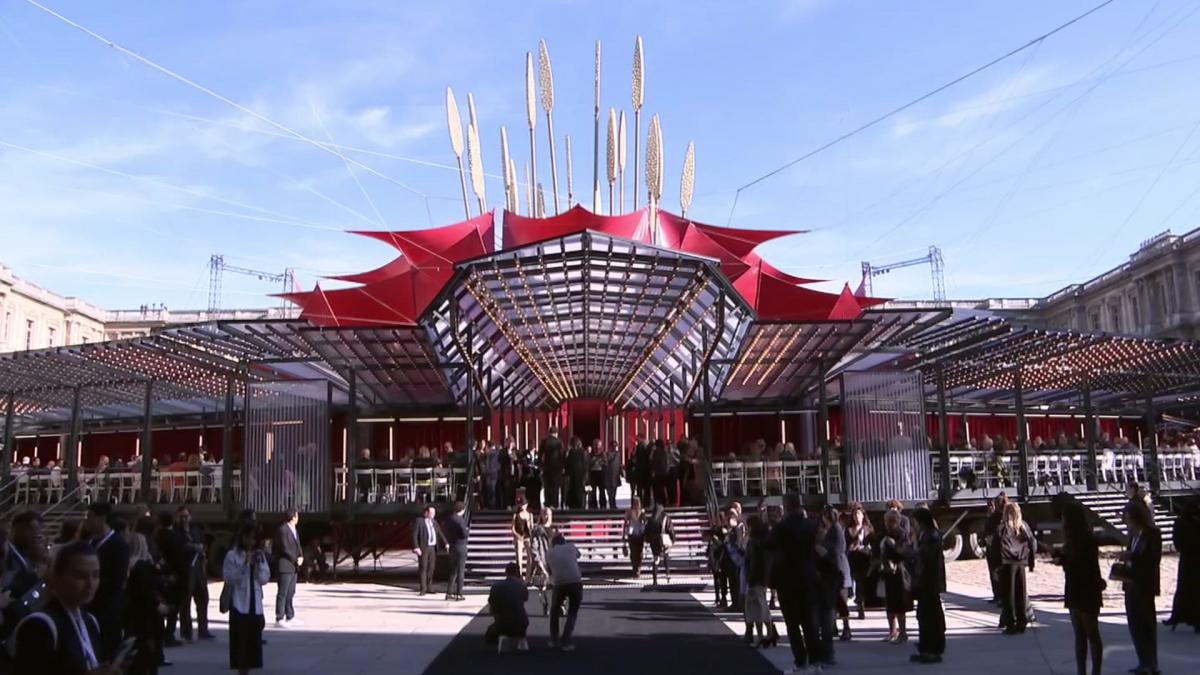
[942,532,963,562]
[967,532,986,560]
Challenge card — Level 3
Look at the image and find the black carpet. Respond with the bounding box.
[423,588,780,674]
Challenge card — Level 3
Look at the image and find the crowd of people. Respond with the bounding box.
[0,502,316,674]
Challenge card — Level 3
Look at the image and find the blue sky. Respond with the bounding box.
[2,0,1200,309]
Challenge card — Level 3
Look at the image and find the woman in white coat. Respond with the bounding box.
[223,524,271,674]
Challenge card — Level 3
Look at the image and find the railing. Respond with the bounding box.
[334,466,468,505]
[932,449,1200,495]
[8,468,238,506]
[709,459,841,499]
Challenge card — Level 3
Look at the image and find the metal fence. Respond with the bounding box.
[841,372,934,503]
[244,380,330,513]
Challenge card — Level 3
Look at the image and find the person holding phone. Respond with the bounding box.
[11,540,128,674]
[223,525,270,674]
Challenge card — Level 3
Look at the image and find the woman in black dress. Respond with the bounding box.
[845,502,874,624]
[1164,501,1199,631]
[645,504,675,586]
[125,532,167,675]
[997,502,1036,634]
[1058,502,1103,675]
[879,510,913,644]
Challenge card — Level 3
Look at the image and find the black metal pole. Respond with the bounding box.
[701,325,716,517]
[141,381,154,502]
[1014,369,1029,499]
[221,376,235,517]
[1083,382,1098,491]
[935,363,951,503]
[2,392,14,484]
[817,359,830,499]
[346,370,358,517]
[65,386,82,493]
[1145,393,1160,494]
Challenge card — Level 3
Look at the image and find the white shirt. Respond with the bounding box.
[547,543,582,586]
[222,548,271,615]
[424,518,436,546]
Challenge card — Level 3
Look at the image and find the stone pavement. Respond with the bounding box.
[156,556,1196,674]
[166,579,486,674]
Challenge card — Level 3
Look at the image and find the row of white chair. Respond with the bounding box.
[710,460,840,497]
[333,466,468,504]
[12,469,242,505]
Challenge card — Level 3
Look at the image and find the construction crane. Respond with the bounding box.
[860,245,946,302]
[207,254,295,316]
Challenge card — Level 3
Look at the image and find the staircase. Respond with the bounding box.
[1075,493,1176,547]
[466,506,710,581]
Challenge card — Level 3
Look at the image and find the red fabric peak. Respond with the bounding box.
[501,205,649,248]
[827,283,864,321]
[350,211,495,267]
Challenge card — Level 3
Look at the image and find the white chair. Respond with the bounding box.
[412,467,434,502]
[353,469,376,503]
[15,472,31,504]
[395,468,415,503]
[744,461,765,496]
[710,461,728,497]
[782,461,803,494]
[47,468,64,503]
[803,460,823,494]
[725,461,745,497]
[433,467,453,502]
[1100,450,1116,484]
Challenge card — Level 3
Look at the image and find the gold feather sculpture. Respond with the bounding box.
[632,36,644,210]
[618,110,627,212]
[680,141,695,217]
[525,52,538,214]
[606,108,617,214]
[539,39,560,214]
[468,121,486,214]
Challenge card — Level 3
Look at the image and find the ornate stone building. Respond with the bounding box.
[0,264,106,351]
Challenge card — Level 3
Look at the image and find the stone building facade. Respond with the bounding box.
[0,264,106,352]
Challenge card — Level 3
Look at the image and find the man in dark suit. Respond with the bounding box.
[565,438,588,509]
[631,434,652,506]
[174,507,213,640]
[412,505,443,595]
[1121,501,1162,675]
[767,493,821,671]
[443,501,470,601]
[540,429,564,509]
[2,511,46,642]
[83,502,129,660]
[272,508,303,627]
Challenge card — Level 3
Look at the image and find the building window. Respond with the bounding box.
[2,310,10,340]
[47,326,56,347]
[24,319,34,350]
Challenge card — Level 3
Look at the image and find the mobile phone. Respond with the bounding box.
[114,636,138,664]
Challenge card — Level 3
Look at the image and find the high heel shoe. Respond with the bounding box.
[757,637,778,648]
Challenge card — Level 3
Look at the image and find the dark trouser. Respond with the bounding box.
[777,586,820,668]
[484,478,499,509]
[543,476,560,509]
[714,566,728,604]
[588,473,604,508]
[916,591,946,655]
[987,553,1001,601]
[275,572,296,621]
[418,547,436,593]
[998,564,1028,631]
[1125,588,1158,671]
[447,545,467,597]
[652,476,669,506]
[816,584,838,663]
[181,565,209,638]
[550,582,584,645]
[606,484,618,508]
[629,536,644,575]
[95,605,124,662]
[722,560,742,610]
[485,619,529,643]
[567,474,585,509]
[636,480,652,507]
[165,583,187,639]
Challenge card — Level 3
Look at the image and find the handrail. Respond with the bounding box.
[463,448,479,524]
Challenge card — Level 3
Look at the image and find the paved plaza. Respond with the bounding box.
[161,555,1194,674]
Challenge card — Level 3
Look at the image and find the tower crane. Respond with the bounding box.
[207,254,295,316]
[860,245,946,302]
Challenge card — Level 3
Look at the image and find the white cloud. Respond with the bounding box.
[892,66,1054,138]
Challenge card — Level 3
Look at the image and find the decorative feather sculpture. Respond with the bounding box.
[539,39,560,214]
[632,36,644,210]
[646,113,662,244]
[680,141,695,217]
[565,134,574,206]
[606,108,617,214]
[446,86,470,218]
[525,52,538,213]
[468,121,486,213]
[593,40,602,212]
[500,126,513,212]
